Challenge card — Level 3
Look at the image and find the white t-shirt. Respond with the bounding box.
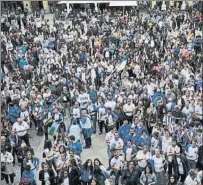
[136,150,150,168]
[105,131,115,146]
[167,145,180,162]
[111,156,124,169]
[126,148,133,162]
[161,136,172,154]
[152,155,165,172]
[110,138,124,155]
[123,103,135,116]
[187,146,198,161]
[12,122,29,137]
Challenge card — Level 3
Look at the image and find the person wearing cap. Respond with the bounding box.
[135,145,150,177]
[185,139,199,170]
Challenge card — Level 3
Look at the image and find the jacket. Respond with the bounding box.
[121,168,139,185]
[172,154,189,176]
[39,169,55,185]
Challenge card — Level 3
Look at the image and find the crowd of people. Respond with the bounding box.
[1,1,203,185]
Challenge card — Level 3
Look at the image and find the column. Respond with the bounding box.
[94,2,98,12]
[66,3,70,13]
[43,1,49,13]
[161,1,166,11]
[151,1,156,8]
[23,1,32,13]
[188,1,193,7]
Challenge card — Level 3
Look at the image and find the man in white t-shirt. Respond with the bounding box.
[12,118,30,146]
[185,139,199,170]
[135,145,150,176]
[110,150,124,185]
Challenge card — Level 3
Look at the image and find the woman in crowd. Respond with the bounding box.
[140,165,157,185]
[166,175,177,185]
[39,162,55,185]
[80,159,94,185]
[93,158,108,185]
[23,151,40,180]
[67,158,81,185]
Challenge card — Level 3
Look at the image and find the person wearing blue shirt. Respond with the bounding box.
[7,103,21,125]
[152,89,166,108]
[124,127,138,145]
[135,120,149,139]
[88,86,98,103]
[86,100,97,132]
[137,130,151,150]
[118,119,131,140]
[67,135,83,157]
[80,110,93,149]
[19,56,26,69]
[21,165,35,185]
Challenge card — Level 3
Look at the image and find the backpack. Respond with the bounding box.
[81,170,91,182]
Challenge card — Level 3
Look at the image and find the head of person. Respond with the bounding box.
[63,169,69,178]
[155,149,161,157]
[114,131,119,140]
[114,150,119,159]
[69,150,75,158]
[145,165,153,175]
[142,130,147,137]
[59,145,66,154]
[169,175,177,184]
[17,118,23,124]
[41,162,49,172]
[123,119,128,125]
[129,128,135,135]
[1,136,6,145]
[85,159,93,168]
[143,145,148,153]
[93,158,102,167]
[171,138,177,147]
[68,158,77,167]
[91,179,99,185]
[129,160,135,170]
[27,152,33,159]
[24,164,31,172]
[68,135,75,143]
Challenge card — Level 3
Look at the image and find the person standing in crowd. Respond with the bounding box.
[39,162,55,185]
[1,148,15,185]
[12,118,30,146]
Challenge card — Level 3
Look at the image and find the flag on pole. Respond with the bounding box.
[116,55,128,72]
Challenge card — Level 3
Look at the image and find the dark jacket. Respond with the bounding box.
[121,168,139,185]
[6,134,22,150]
[172,154,189,177]
[17,146,34,160]
[39,169,55,185]
[68,166,81,185]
